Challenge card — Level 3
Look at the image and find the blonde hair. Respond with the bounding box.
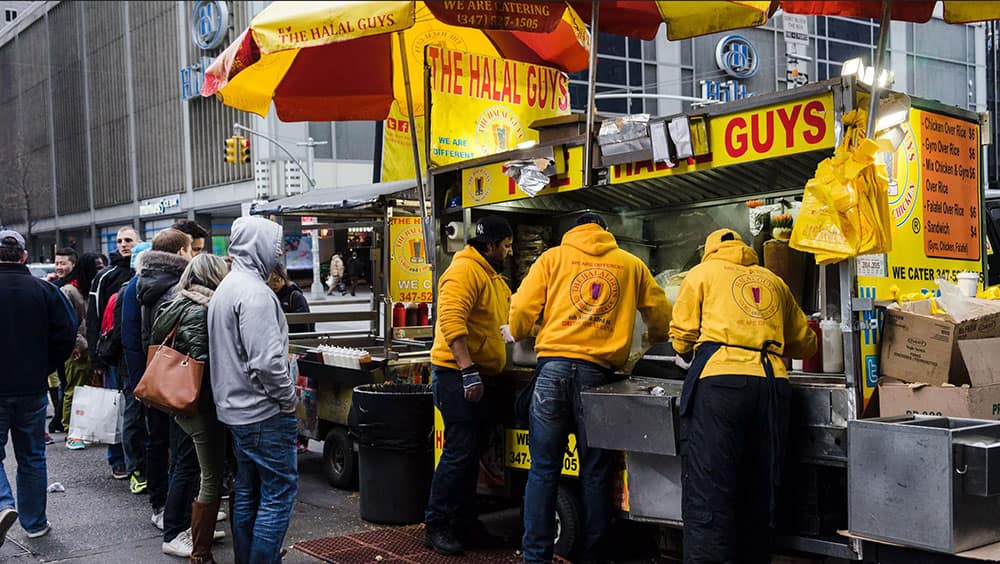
[178,254,228,291]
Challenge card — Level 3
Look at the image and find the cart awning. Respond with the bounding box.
[251,179,419,216]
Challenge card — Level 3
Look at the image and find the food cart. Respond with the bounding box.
[252,179,433,490]
[428,76,993,561]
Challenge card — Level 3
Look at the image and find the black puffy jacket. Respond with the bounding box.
[137,251,189,350]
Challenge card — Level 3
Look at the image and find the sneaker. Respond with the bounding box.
[130,471,147,494]
[44,433,54,445]
[65,438,85,450]
[152,508,164,531]
[0,507,17,547]
[111,465,128,480]
[213,528,225,541]
[25,522,50,539]
[216,510,227,522]
[162,529,193,558]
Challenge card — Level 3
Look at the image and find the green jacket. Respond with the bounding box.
[150,285,213,362]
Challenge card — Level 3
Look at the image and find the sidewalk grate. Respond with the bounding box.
[293,524,523,563]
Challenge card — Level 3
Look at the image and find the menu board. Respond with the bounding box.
[920,112,981,261]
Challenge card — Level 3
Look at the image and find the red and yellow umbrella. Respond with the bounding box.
[201,1,590,122]
[569,1,774,41]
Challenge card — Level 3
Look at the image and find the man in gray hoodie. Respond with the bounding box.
[208,216,298,564]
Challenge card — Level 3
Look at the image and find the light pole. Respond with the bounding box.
[233,123,328,301]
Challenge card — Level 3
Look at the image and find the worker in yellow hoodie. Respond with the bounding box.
[510,213,671,564]
[424,215,513,556]
[669,228,816,564]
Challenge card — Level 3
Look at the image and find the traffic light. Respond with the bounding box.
[239,137,251,163]
[224,136,237,164]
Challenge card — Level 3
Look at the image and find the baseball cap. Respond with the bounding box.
[575,213,608,230]
[0,230,25,251]
[469,215,513,244]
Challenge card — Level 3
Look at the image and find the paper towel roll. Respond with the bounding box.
[445,221,466,240]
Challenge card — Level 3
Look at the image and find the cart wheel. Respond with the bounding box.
[322,427,358,490]
[554,484,582,558]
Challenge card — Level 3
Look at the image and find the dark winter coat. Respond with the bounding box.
[86,252,133,370]
[136,251,189,350]
[276,282,314,334]
[0,263,77,397]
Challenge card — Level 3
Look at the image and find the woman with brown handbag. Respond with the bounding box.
[149,254,229,564]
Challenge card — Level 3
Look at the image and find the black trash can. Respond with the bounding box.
[349,383,434,525]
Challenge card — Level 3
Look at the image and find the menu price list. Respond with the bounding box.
[920,112,980,261]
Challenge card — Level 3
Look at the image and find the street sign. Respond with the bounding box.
[301,216,318,226]
[782,14,810,46]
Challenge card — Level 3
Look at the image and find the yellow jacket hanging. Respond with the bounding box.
[669,229,817,379]
[431,245,512,376]
[509,223,672,369]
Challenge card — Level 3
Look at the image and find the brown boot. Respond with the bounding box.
[190,499,221,564]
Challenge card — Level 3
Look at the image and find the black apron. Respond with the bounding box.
[679,339,784,526]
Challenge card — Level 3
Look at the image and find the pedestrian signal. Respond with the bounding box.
[239,137,251,163]
[225,137,238,164]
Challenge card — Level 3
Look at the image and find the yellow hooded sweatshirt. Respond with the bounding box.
[430,245,512,376]
[509,223,672,369]
[669,229,817,379]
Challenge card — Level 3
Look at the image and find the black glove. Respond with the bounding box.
[461,365,482,389]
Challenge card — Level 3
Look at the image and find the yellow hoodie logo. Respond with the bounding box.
[732,273,779,320]
[569,268,621,317]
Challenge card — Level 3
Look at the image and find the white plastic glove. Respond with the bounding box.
[500,324,515,344]
[674,354,691,371]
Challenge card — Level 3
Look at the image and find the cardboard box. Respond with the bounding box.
[879,309,1000,386]
[878,378,1000,420]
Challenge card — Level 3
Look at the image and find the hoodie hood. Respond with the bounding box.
[561,223,618,256]
[137,250,190,307]
[229,216,283,280]
[110,251,130,269]
[180,284,214,306]
[702,228,758,266]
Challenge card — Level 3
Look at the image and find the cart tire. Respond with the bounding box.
[323,427,358,490]
[554,484,582,558]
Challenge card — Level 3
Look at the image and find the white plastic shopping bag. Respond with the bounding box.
[68,385,124,444]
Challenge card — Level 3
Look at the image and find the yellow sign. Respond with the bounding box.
[389,216,433,302]
[461,145,584,208]
[428,45,571,167]
[856,107,983,402]
[505,429,579,477]
[380,101,426,183]
[610,93,836,184]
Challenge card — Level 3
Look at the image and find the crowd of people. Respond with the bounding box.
[0,215,308,564]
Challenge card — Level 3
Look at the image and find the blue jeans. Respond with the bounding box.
[104,367,125,468]
[522,360,614,563]
[122,364,147,475]
[0,394,49,533]
[229,412,299,564]
[424,367,496,530]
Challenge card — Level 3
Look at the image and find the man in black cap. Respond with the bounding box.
[424,215,513,555]
[0,229,77,541]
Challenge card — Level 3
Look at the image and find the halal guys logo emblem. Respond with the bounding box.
[465,168,492,203]
[412,30,469,60]
[475,105,526,155]
[731,273,779,320]
[569,268,621,316]
[392,224,430,276]
[888,122,920,228]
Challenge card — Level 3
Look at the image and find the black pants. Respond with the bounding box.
[424,367,496,531]
[146,407,171,510]
[680,375,790,564]
[164,418,200,542]
[122,369,147,475]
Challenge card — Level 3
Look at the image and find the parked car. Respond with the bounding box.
[27,263,56,279]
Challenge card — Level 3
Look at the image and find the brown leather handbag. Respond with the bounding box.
[136,324,203,416]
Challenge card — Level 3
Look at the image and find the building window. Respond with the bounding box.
[4,9,16,22]
[307,122,333,159]
[334,122,375,161]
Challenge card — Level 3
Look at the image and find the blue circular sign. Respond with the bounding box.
[715,35,759,79]
[190,0,230,51]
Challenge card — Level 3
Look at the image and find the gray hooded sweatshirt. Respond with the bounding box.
[208,216,296,426]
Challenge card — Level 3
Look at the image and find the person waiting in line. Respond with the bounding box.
[510,213,672,564]
[424,216,513,556]
[172,219,209,256]
[119,241,153,495]
[669,229,816,564]
[54,250,100,437]
[150,253,231,564]
[46,247,79,435]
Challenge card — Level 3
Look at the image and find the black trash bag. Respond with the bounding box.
[348,383,433,454]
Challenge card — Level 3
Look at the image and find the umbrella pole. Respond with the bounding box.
[582,0,600,187]
[396,30,434,269]
[865,0,893,139]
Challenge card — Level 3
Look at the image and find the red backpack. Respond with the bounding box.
[94,290,122,364]
[100,291,119,337]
